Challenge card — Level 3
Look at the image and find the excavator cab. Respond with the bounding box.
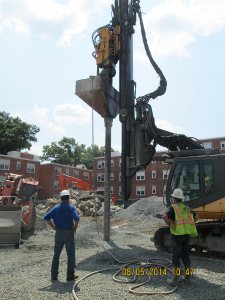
[165,151,225,221]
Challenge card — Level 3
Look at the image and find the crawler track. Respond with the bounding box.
[153,222,225,259]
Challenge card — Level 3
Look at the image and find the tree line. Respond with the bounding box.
[0,111,113,169]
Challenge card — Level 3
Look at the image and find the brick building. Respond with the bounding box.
[1,136,225,200]
[0,151,40,187]
[93,137,225,201]
[0,151,93,200]
[38,163,93,199]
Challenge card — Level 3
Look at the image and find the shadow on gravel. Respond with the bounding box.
[77,239,161,272]
[174,276,225,300]
[38,281,74,294]
[21,228,35,240]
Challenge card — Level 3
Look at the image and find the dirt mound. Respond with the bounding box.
[115,196,167,220]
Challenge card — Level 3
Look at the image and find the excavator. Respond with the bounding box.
[77,0,225,255]
[0,173,39,247]
[59,173,92,192]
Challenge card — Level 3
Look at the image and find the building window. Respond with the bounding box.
[54,167,62,176]
[110,186,114,195]
[220,141,225,150]
[0,176,6,187]
[152,185,156,194]
[97,173,105,182]
[163,169,170,180]
[152,170,156,179]
[65,168,70,175]
[119,172,121,181]
[98,160,105,169]
[0,159,10,171]
[163,184,167,193]
[136,186,145,196]
[111,160,114,167]
[54,180,59,190]
[119,186,122,195]
[203,142,212,149]
[119,159,122,167]
[73,170,79,178]
[27,163,35,173]
[110,173,114,181]
[83,172,89,180]
[16,161,21,171]
[136,170,145,181]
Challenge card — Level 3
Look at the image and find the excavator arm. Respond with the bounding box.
[59,173,92,192]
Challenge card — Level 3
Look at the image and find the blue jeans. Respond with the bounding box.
[171,234,191,268]
[51,229,75,279]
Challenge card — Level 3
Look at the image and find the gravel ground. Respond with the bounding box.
[0,197,225,300]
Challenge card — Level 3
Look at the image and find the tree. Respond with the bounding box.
[41,137,115,169]
[0,111,40,154]
[80,145,106,169]
[41,137,86,166]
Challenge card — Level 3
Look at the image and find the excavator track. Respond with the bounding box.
[153,222,225,258]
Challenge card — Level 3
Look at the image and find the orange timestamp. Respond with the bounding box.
[122,267,196,277]
[122,267,167,277]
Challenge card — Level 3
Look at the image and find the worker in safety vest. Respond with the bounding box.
[163,188,198,285]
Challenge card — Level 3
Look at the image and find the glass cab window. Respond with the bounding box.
[204,160,213,194]
[170,161,200,202]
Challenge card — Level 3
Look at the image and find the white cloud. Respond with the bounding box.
[155,118,183,134]
[29,144,43,156]
[16,104,65,135]
[53,103,91,124]
[0,0,111,47]
[140,0,225,58]
[1,17,30,33]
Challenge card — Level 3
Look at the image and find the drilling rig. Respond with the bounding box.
[76,0,225,254]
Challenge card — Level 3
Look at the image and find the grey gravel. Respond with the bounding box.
[0,197,225,300]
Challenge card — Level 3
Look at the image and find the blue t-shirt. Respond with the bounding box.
[44,201,80,229]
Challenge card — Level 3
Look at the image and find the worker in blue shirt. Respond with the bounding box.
[44,189,80,282]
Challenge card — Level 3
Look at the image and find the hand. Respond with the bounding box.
[72,225,77,233]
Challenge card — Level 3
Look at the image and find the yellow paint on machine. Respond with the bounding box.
[194,197,225,220]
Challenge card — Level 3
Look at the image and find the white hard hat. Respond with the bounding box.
[60,190,70,197]
[171,188,184,200]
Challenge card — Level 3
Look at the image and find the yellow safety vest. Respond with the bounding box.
[170,203,198,237]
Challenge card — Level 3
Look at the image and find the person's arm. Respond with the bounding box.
[72,221,78,233]
[71,206,80,232]
[163,207,175,226]
[44,208,56,230]
[46,220,56,231]
[163,213,172,226]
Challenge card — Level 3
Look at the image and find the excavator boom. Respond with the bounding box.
[59,173,92,192]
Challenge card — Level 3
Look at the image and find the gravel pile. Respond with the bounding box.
[0,197,225,300]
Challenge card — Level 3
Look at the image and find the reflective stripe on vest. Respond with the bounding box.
[170,203,198,237]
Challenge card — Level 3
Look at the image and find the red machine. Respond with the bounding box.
[0,173,39,232]
[59,173,92,192]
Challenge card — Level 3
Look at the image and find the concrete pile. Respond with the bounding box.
[36,190,123,217]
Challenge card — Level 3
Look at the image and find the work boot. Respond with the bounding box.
[180,267,193,283]
[167,276,179,286]
[67,274,78,281]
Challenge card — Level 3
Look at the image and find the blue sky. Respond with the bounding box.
[1,0,225,156]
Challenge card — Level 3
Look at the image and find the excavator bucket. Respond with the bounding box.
[0,205,22,248]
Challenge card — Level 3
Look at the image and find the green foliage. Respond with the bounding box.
[41,137,115,169]
[0,111,40,155]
